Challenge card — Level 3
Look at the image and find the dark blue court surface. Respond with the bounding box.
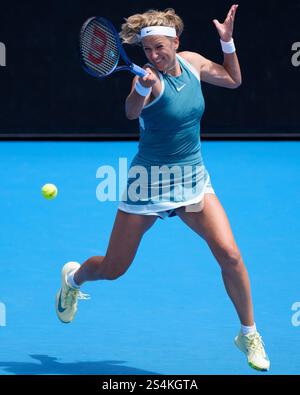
[0,141,300,375]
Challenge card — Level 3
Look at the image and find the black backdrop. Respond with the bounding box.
[0,0,299,138]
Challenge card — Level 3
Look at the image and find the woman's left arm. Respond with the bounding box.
[182,5,242,89]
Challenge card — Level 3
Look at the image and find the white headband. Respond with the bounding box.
[137,26,177,41]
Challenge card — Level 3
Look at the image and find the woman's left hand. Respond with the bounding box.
[213,4,239,42]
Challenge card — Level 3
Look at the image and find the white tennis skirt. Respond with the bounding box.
[118,173,215,220]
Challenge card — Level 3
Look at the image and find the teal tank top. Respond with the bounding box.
[123,54,209,206]
[135,54,205,166]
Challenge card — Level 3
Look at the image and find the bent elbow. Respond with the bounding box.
[126,112,139,120]
[231,79,242,89]
[228,82,241,90]
[125,102,140,120]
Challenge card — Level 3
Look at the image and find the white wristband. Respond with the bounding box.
[135,80,151,97]
[220,38,236,54]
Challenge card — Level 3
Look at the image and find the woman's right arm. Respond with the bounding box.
[125,67,157,120]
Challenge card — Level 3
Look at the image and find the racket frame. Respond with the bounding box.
[80,17,147,79]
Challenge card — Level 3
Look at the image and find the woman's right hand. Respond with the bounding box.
[138,67,157,88]
[125,67,158,120]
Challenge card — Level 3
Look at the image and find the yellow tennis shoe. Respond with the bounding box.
[55,261,89,324]
[235,331,270,371]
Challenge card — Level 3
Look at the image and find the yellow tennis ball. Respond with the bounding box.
[41,183,58,200]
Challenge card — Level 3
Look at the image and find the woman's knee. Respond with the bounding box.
[103,268,128,281]
[214,245,243,272]
[97,257,132,281]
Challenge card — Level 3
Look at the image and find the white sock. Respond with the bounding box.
[66,269,80,289]
[241,323,257,335]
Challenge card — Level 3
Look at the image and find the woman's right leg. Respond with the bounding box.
[56,209,157,323]
[74,209,158,285]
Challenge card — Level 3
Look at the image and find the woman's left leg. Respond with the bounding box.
[176,193,270,371]
[175,194,254,326]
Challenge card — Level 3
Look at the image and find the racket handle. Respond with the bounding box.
[131,64,148,77]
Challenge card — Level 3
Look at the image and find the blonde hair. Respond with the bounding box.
[119,8,184,45]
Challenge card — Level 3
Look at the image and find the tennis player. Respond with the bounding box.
[56,5,270,371]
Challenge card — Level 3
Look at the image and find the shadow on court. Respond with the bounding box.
[0,355,160,375]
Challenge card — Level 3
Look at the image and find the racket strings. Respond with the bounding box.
[81,28,117,73]
[80,21,119,76]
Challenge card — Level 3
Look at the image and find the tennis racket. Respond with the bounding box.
[79,17,148,79]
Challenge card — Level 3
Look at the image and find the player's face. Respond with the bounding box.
[142,36,179,72]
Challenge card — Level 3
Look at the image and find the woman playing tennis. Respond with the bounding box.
[56,5,270,371]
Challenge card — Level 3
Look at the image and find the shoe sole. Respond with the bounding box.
[55,290,72,324]
[248,361,269,372]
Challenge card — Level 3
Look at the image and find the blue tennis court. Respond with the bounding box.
[0,140,299,375]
